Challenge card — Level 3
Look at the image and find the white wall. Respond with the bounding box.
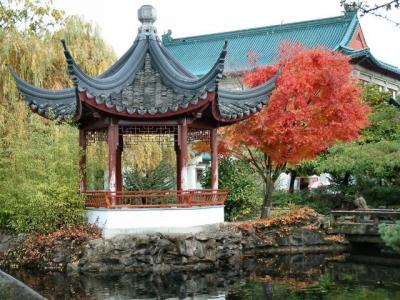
[275,173,290,190]
[187,165,197,190]
[87,206,225,238]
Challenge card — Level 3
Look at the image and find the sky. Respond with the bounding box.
[52,0,400,67]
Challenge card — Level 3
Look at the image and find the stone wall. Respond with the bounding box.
[73,227,243,273]
[71,224,347,273]
[0,223,348,273]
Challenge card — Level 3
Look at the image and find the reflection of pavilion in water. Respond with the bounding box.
[9,5,279,236]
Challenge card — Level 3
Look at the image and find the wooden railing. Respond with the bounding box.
[83,189,227,208]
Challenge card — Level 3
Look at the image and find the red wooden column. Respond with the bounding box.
[175,137,181,191]
[116,134,123,192]
[108,119,120,205]
[177,119,188,191]
[79,128,87,192]
[210,128,218,190]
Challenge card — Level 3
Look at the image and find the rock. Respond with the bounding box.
[277,228,327,247]
[52,248,66,263]
[196,233,211,241]
[66,260,79,272]
[0,234,27,254]
[0,270,45,299]
[119,256,135,266]
[178,239,195,257]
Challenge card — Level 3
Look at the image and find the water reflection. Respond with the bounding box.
[6,253,400,300]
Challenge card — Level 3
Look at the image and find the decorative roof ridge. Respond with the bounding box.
[337,10,360,48]
[61,39,147,96]
[61,33,226,99]
[163,13,355,46]
[148,39,227,93]
[157,39,197,78]
[98,38,140,78]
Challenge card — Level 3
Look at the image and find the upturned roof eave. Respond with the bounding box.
[213,68,280,123]
[8,65,78,120]
[338,46,400,79]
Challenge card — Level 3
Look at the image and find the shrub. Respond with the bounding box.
[202,158,262,221]
[379,221,400,254]
[123,160,175,191]
[356,181,400,208]
[271,185,356,215]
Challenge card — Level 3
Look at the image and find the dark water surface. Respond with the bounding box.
[6,253,400,300]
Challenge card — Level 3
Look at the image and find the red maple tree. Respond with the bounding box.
[221,44,370,218]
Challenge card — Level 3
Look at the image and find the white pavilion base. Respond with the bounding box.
[86,205,225,238]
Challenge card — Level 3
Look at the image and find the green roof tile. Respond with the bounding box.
[163,12,359,75]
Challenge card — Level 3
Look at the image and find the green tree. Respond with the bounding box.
[202,158,261,221]
[316,84,400,207]
[0,1,115,232]
[0,0,63,34]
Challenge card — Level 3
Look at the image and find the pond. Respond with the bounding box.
[5,252,400,299]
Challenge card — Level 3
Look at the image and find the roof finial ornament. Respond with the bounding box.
[138,5,157,35]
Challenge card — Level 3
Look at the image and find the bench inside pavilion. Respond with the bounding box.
[10,5,278,237]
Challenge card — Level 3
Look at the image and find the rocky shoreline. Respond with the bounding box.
[0,228,347,274]
[0,209,348,273]
[73,225,346,273]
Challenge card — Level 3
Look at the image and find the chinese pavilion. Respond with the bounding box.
[9,5,278,236]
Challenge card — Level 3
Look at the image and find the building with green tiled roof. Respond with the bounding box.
[163,10,400,97]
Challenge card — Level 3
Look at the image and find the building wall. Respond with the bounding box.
[353,65,400,98]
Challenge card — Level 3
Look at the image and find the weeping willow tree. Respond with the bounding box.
[86,136,177,191]
[123,138,176,191]
[0,0,116,233]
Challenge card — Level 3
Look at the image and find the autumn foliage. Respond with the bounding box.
[0,224,100,270]
[237,207,319,232]
[223,44,370,165]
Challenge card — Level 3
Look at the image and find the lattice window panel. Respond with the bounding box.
[120,125,178,146]
[86,126,211,145]
[86,129,108,144]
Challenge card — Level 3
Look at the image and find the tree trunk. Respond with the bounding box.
[289,171,296,193]
[260,177,274,218]
[343,171,351,186]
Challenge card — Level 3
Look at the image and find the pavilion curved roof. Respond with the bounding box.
[9,6,279,124]
[215,70,280,121]
[8,67,77,120]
